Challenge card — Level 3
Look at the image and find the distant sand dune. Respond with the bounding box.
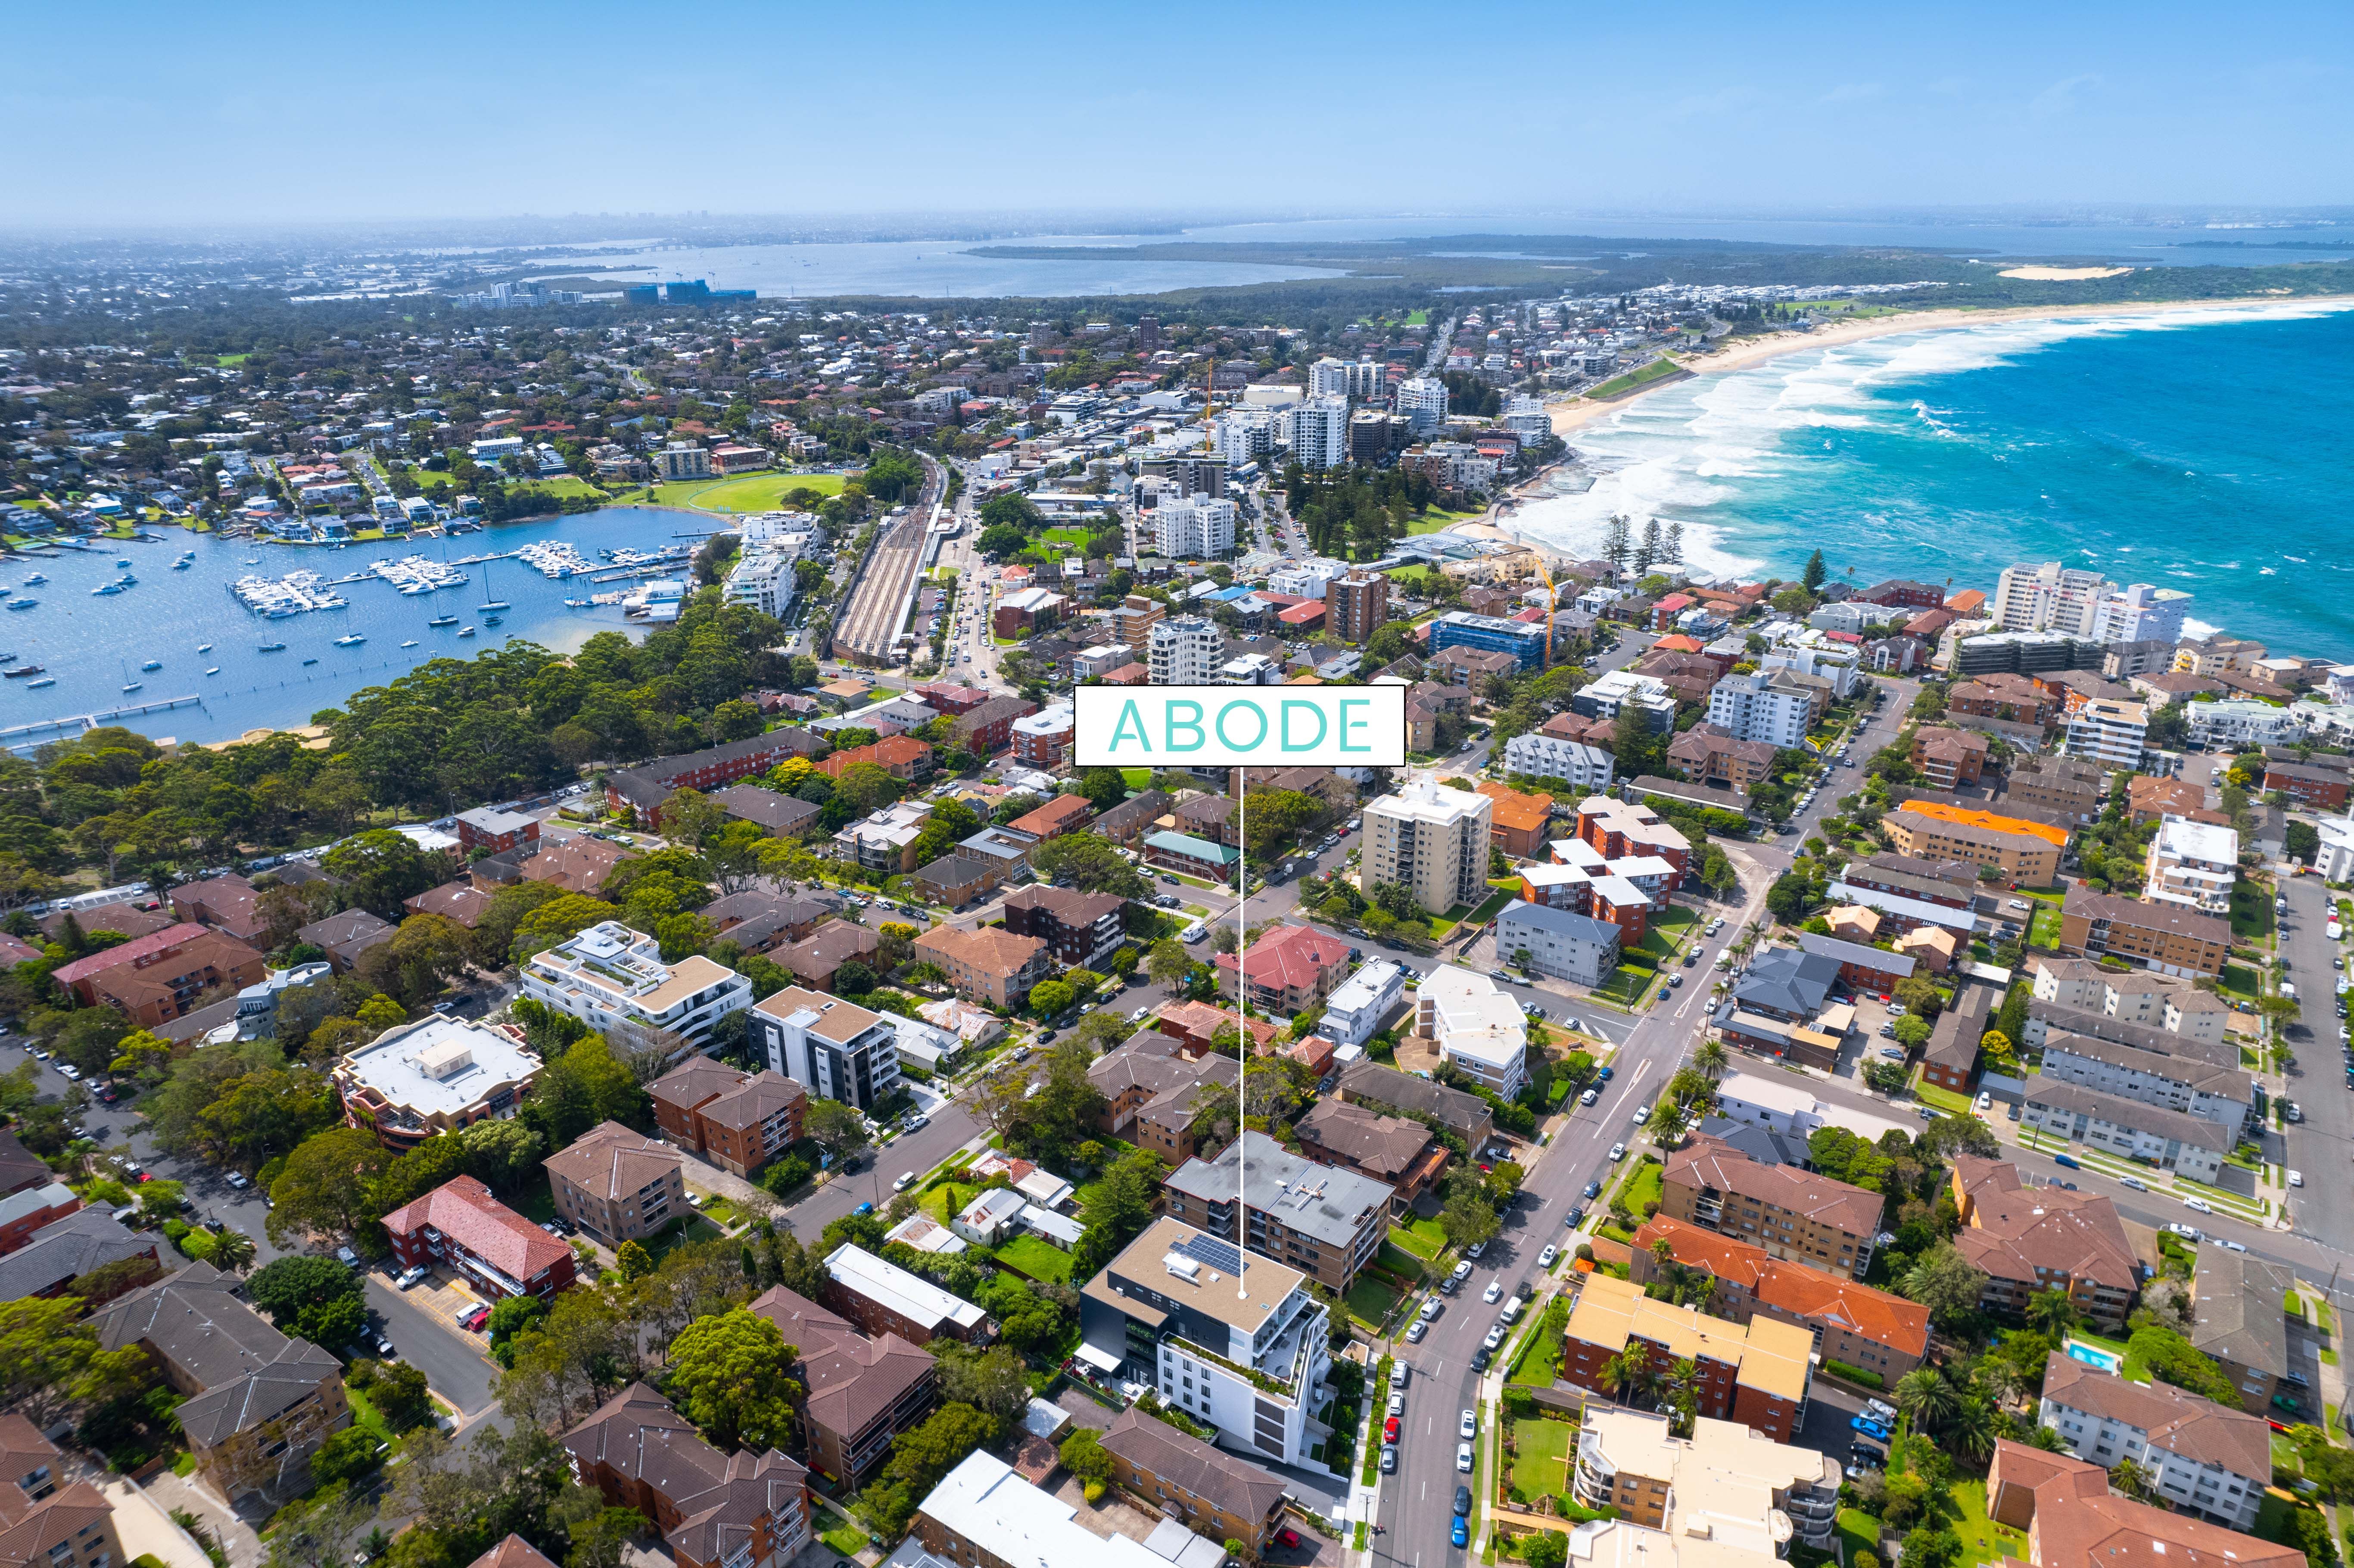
[1997,265,2132,280]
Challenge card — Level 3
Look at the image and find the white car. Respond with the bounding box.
[1974,1091,1992,1112]
[2290,1170,2305,1188]
[394,1266,429,1290]
[1632,1107,1650,1125]
[226,1172,249,1189]
[1460,1409,1477,1439]
[1579,1088,1597,1107]
[1406,1320,1428,1343]
[1482,1281,1502,1304]
[892,1172,916,1192]
[1457,1443,1474,1473]
[1482,1325,1505,1350]
[1609,1142,1628,1161]
[2183,1196,2213,1214]
[1388,1393,1405,1417]
[1538,1244,1559,1268]
[1451,1260,1473,1282]
[57,1064,79,1081]
[1419,1297,1442,1321]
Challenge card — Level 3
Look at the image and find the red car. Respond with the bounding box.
[460,1304,492,1332]
[1276,1531,1302,1552]
[1383,1416,1401,1445]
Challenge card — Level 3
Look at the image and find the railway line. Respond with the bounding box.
[831,455,944,665]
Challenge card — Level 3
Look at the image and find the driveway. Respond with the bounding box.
[365,1275,496,1415]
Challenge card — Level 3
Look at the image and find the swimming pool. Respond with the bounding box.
[2065,1340,2124,1372]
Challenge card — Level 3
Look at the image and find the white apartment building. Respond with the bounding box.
[1417,965,1529,1098]
[1215,408,1280,466]
[1308,357,1383,401]
[1316,959,1406,1048]
[1763,640,1859,696]
[1267,557,1351,598]
[1395,377,1449,432]
[1286,395,1351,471]
[752,986,903,1110]
[1216,653,1282,685]
[2089,583,2191,646]
[1154,495,1236,559]
[1362,777,1493,917]
[520,921,753,1051]
[895,1453,1166,1568]
[738,509,825,548]
[1576,669,1676,728]
[657,443,712,480]
[1501,394,1550,446]
[2038,1358,2267,1530]
[2065,697,2149,768]
[1572,1410,1843,1556]
[2036,1030,2254,1135]
[722,542,799,618]
[2316,814,2354,882]
[1147,616,1225,686]
[1502,733,1616,788]
[2187,699,2299,749]
[2144,815,2239,915]
[1991,561,2112,635]
[1705,670,1813,748]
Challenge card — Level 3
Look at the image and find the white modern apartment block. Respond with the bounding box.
[2317,814,2354,882]
[1572,1410,1843,1555]
[1577,670,1676,728]
[722,542,799,618]
[1362,777,1493,916]
[1215,408,1280,466]
[893,1452,1166,1568]
[2089,583,2191,646]
[2066,698,2149,768]
[1991,561,2112,635]
[753,987,903,1110]
[738,509,825,548]
[520,921,754,1051]
[1763,640,1859,696]
[2186,700,2300,749]
[1705,670,1812,748]
[1216,653,1283,685]
[1501,395,1550,446]
[2143,815,2239,915]
[1154,496,1237,559]
[1308,357,1383,401]
[1502,734,1616,788]
[1267,557,1352,598]
[1395,376,1449,432]
[1147,616,1224,685]
[1416,966,1529,1098]
[1316,959,1406,1048]
[1286,395,1351,471]
[2037,1357,2267,1530]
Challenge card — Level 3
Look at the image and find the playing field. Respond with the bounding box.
[653,471,849,513]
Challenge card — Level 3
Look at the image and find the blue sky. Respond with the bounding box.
[6,0,2350,227]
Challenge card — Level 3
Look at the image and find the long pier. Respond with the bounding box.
[0,694,204,744]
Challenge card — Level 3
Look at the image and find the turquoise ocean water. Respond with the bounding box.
[1511,302,2354,661]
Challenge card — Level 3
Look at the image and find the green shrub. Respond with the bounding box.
[1823,1359,1885,1389]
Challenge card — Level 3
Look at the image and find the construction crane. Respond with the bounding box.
[1533,557,1562,670]
[1199,356,1219,454]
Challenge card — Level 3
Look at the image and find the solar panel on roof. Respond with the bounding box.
[1179,1233,1244,1274]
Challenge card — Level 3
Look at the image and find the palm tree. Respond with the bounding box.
[1895,1367,1960,1432]
[1948,1399,2002,1462]
[209,1228,257,1273]
[2026,1288,2083,1340]
[1597,1353,1632,1400]
[1650,1238,1676,1269]
[2109,1458,2155,1502]
[1693,1039,1730,1081]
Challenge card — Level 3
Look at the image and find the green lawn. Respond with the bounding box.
[2028,902,2064,949]
[1404,508,1482,536]
[1913,1078,1974,1116]
[1952,1478,2029,1568]
[2220,962,2263,1004]
[344,1380,395,1446]
[1509,1418,1572,1502]
[1391,1216,1450,1260]
[822,1521,869,1557]
[654,470,849,513]
[1505,1309,1563,1386]
[1591,966,1655,1006]
[993,1233,1074,1284]
[1584,358,1683,400]
[2230,883,2276,940]
[1836,1510,1884,1565]
[1038,526,1098,550]
[516,474,607,501]
[1467,890,1515,924]
[1344,1274,1404,1328]
[1612,1157,1663,1217]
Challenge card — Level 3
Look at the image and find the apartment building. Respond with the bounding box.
[2066,698,2149,768]
[1314,958,1406,1049]
[1336,1061,1495,1151]
[332,1015,542,1152]
[2058,886,2229,977]
[604,731,825,824]
[1077,1217,1332,1468]
[1147,616,1224,685]
[1495,899,1622,987]
[1885,801,2066,884]
[751,988,902,1112]
[382,1175,576,1300]
[95,1263,350,1501]
[2036,1027,2252,1135]
[48,922,267,1028]
[544,1121,687,1247]
[1575,796,1692,882]
[0,1420,122,1568]
[1660,1133,1883,1281]
[1164,1130,1393,1290]
[1558,1274,1813,1442]
[1631,1216,1930,1383]
[1429,610,1549,672]
[648,1060,808,1177]
[521,921,752,1051]
[2027,957,2232,1044]
[1362,777,1492,916]
[1292,1099,1449,1207]
[2021,1081,2227,1181]
[1286,394,1351,470]
[1949,1155,2136,1331]
[1417,965,1531,1098]
[1001,885,1124,969]
[1503,733,1616,789]
[1574,669,1676,728]
[2143,816,2238,916]
[564,1384,812,1568]
[2008,755,2108,824]
[908,1452,1166,1568]
[950,695,1038,757]
[1325,570,1389,644]
[1011,703,1074,769]
[2037,1351,2268,1529]
[913,925,1052,1009]
[1992,562,2111,635]
[825,1244,992,1344]
[1099,1407,1292,1554]
[1704,669,1812,748]
[1114,594,1165,648]
[1910,725,1990,788]
[1571,1410,1840,1555]
[2188,1250,2305,1419]
[1211,923,1352,1015]
[747,1285,936,1489]
[1155,497,1236,559]
[1087,1033,1239,1165]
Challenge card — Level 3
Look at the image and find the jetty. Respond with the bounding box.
[0,694,203,745]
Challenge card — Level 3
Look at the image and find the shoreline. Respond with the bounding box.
[1543,292,2354,440]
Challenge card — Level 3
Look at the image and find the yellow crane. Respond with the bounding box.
[1533,557,1562,669]
[1199,356,1218,453]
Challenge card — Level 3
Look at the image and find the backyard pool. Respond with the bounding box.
[2065,1340,2124,1372]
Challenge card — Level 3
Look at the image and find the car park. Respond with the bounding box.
[460,1304,492,1332]
[1862,1399,1897,1423]
[1851,1416,1892,1441]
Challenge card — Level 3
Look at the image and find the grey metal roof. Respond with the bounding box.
[2189,1249,2294,1379]
[1495,899,1622,948]
[2024,1000,2242,1072]
[1165,1129,1393,1248]
[2039,1030,2254,1104]
[2023,1080,2229,1154]
[1731,948,1841,1017]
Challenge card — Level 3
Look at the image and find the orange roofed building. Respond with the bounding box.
[819,737,934,782]
[1631,1215,1929,1382]
[1475,781,1556,859]
[1983,1439,2298,1568]
[1156,998,1281,1054]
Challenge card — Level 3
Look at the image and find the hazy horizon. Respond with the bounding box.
[9,0,2350,227]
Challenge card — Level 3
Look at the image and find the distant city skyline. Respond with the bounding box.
[8,0,2351,226]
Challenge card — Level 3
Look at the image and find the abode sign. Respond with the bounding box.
[1073,685,1406,768]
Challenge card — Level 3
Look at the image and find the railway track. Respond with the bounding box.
[831,456,945,664]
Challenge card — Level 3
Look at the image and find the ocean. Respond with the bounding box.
[1508,302,2354,662]
[0,506,710,752]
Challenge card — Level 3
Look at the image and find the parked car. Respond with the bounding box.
[1482,1281,1502,1304]
[1451,1518,1469,1550]
[460,1304,492,1333]
[1456,1443,1474,1472]
[1383,1416,1401,1445]
[1851,1416,1892,1441]
[1406,1320,1428,1343]
[1381,1447,1398,1474]
[1538,1244,1559,1268]
[395,1266,429,1290]
[335,1246,360,1267]
[2183,1196,2214,1214]
[1609,1142,1628,1161]
[1583,1179,1602,1200]
[1470,1349,1491,1373]
[1419,1297,1443,1321]
[226,1172,249,1189]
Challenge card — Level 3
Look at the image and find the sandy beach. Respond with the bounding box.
[1544,292,2354,439]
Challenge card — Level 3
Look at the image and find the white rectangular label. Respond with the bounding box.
[1073,684,1406,767]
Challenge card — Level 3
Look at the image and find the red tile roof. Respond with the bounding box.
[50,922,218,986]
[1211,922,1352,988]
[381,1175,571,1284]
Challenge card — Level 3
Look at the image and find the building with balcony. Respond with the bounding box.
[751,988,901,1112]
[823,1244,993,1344]
[1416,965,1529,1098]
[2057,886,2229,978]
[1077,1217,1333,1468]
[2065,697,2149,768]
[0,1419,122,1568]
[902,1452,1166,1568]
[1363,778,1492,918]
[332,1016,542,1151]
[1211,924,1352,1016]
[1427,610,1549,672]
[1147,616,1224,686]
[1292,1099,1449,1207]
[1660,1134,1882,1282]
[49,922,267,1029]
[2036,1350,2267,1529]
[1949,1155,2137,1332]
[520,922,753,1051]
[648,1061,808,1177]
[1631,1216,1929,1384]
[2034,1029,2253,1136]
[564,1383,812,1568]
[913,925,1052,1011]
[1001,886,1124,970]
[2187,1249,2306,1420]
[1163,1130,1394,1290]
[382,1175,576,1300]
[1099,1406,1292,1554]
[1314,958,1405,1049]
[1571,1409,1840,1554]
[544,1121,687,1247]
[747,1285,937,1489]
[1558,1275,1815,1444]
[1981,1440,2298,1568]
[2143,816,2238,916]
